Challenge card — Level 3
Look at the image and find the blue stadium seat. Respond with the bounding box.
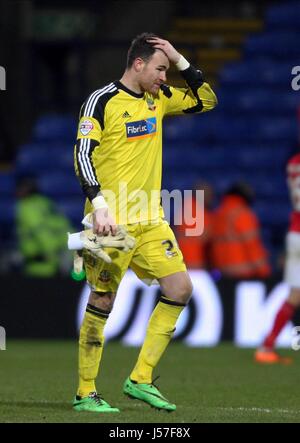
[164,114,220,143]
[32,114,77,142]
[233,147,290,169]
[0,172,15,196]
[55,198,84,229]
[253,117,298,142]
[16,144,49,174]
[220,60,299,86]
[254,201,290,227]
[266,2,300,28]
[0,199,16,224]
[163,142,226,170]
[246,174,288,199]
[209,116,298,142]
[164,116,198,142]
[37,172,81,198]
[162,171,203,192]
[218,88,300,114]
[58,149,74,170]
[166,170,244,195]
[16,142,74,174]
[245,32,300,57]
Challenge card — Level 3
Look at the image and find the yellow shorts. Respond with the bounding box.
[83,219,187,293]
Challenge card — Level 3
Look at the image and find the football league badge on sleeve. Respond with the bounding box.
[80,119,94,136]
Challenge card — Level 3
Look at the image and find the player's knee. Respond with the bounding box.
[162,278,193,304]
[178,279,193,303]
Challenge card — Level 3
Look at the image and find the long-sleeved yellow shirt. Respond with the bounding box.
[74,66,217,224]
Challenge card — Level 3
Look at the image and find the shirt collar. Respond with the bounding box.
[115,80,144,98]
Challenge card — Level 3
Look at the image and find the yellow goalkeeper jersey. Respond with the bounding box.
[74,67,217,224]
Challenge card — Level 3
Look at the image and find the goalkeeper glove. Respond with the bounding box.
[68,226,135,264]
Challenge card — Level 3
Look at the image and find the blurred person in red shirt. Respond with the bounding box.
[176,182,214,269]
[210,182,271,279]
[255,153,300,364]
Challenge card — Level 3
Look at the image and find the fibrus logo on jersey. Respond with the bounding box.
[126,117,157,140]
[80,119,93,136]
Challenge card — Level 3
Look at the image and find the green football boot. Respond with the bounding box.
[123,377,176,412]
[73,392,120,413]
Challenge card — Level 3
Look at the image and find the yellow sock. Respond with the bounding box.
[130,296,185,384]
[77,304,109,398]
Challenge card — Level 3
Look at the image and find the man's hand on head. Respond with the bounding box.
[147,37,181,64]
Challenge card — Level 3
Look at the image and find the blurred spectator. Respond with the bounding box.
[176,182,214,269]
[255,152,300,364]
[210,182,271,278]
[16,177,72,277]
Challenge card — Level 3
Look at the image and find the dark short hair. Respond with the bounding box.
[225,181,255,205]
[127,32,159,69]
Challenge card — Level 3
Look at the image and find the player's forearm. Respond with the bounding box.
[179,63,217,112]
[74,164,101,201]
[81,182,101,202]
[179,64,204,90]
[74,137,102,201]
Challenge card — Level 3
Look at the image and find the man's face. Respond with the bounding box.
[138,50,170,95]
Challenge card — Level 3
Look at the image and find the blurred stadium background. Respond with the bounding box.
[1,0,300,423]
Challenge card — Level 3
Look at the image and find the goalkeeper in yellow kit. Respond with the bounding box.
[72,33,217,413]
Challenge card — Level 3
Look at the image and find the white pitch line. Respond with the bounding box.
[216,407,300,415]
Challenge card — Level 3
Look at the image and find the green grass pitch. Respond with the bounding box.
[0,341,299,423]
